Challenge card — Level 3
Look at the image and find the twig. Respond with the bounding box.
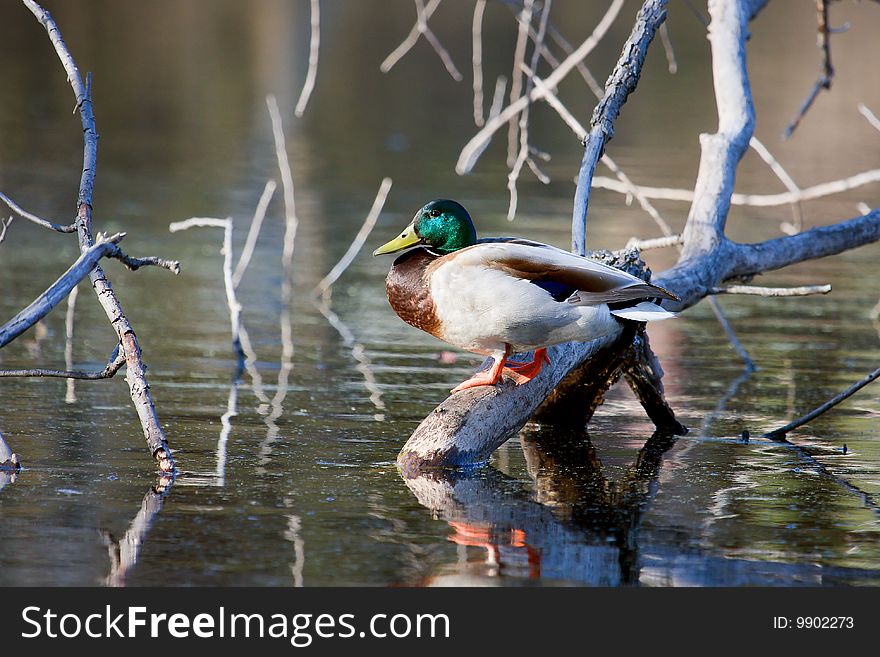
[0,191,77,233]
[710,284,831,297]
[682,0,709,27]
[858,102,880,133]
[380,0,442,73]
[572,0,667,255]
[0,345,125,380]
[507,0,534,168]
[381,0,462,81]
[169,218,244,367]
[313,178,392,299]
[0,234,176,348]
[625,234,683,250]
[472,0,487,126]
[507,0,551,221]
[266,95,299,270]
[765,366,880,440]
[659,22,677,73]
[748,136,803,233]
[783,0,834,139]
[591,169,880,207]
[415,0,463,82]
[0,216,12,244]
[707,296,754,371]
[457,0,625,175]
[294,0,321,117]
[258,95,300,467]
[232,179,276,289]
[64,283,78,403]
[498,0,605,99]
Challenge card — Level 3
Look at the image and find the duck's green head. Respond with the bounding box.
[373,199,477,256]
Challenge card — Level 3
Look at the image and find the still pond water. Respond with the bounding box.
[1,1,879,586]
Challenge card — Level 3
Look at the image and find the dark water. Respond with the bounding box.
[1,1,879,586]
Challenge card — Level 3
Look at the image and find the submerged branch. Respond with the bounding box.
[765,366,880,440]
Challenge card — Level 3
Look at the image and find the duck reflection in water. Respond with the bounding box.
[401,427,677,586]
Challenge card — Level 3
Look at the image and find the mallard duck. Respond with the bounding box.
[373,199,678,393]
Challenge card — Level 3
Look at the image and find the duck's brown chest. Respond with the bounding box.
[385,248,443,339]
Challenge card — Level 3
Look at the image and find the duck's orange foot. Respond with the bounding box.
[503,348,550,385]
[451,369,503,393]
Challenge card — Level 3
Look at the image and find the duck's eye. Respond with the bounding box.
[430,209,441,217]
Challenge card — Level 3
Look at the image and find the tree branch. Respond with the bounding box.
[0,234,177,348]
[0,191,77,234]
[0,345,125,380]
[23,0,176,473]
[571,0,667,255]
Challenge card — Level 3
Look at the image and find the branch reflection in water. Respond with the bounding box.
[401,426,676,586]
[100,474,173,587]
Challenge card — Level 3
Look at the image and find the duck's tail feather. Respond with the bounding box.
[610,301,677,322]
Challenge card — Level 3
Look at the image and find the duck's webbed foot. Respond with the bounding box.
[451,347,510,392]
[503,348,550,384]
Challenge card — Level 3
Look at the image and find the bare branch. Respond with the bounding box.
[783,0,834,139]
[0,345,125,380]
[659,22,677,73]
[765,366,880,440]
[572,0,668,255]
[1,234,176,349]
[748,136,803,234]
[266,95,300,270]
[592,169,880,207]
[23,0,175,472]
[0,191,76,234]
[507,0,552,221]
[710,284,831,297]
[417,1,463,82]
[294,0,320,117]
[0,216,12,244]
[380,0,441,73]
[169,217,244,367]
[507,0,534,168]
[232,179,276,289]
[858,102,880,133]
[457,0,625,175]
[471,0,487,126]
[314,178,392,298]
[380,0,461,81]
[64,283,78,402]
[626,234,683,250]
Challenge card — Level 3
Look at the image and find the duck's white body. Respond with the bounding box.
[427,240,675,361]
[430,259,619,356]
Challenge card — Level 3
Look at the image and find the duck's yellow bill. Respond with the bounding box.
[373,222,421,255]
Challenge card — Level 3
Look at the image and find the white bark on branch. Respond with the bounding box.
[591,169,880,208]
[456,0,625,175]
